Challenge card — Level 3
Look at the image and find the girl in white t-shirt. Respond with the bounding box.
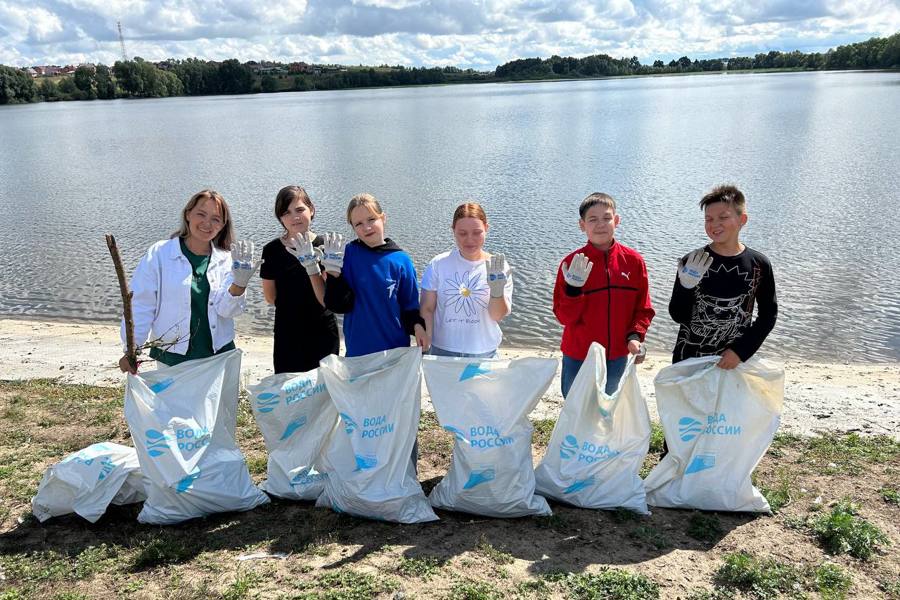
[420,202,513,358]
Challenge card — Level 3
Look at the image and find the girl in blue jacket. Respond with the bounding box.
[322,193,429,356]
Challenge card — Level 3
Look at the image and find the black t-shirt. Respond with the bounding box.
[668,245,777,363]
[260,236,339,373]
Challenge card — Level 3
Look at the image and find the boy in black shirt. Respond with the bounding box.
[669,185,777,367]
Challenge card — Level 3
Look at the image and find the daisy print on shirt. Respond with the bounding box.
[442,270,490,318]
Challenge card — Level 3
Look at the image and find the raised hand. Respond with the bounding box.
[286,233,323,276]
[230,240,262,288]
[321,232,347,276]
[561,253,593,287]
[677,249,714,289]
[486,253,510,298]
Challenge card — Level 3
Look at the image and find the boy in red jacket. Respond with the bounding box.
[553,192,655,396]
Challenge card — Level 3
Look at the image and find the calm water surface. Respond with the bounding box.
[1,71,898,362]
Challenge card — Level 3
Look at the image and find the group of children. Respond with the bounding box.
[119,184,778,402]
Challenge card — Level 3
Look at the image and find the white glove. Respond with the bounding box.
[677,249,714,289]
[321,232,346,276]
[486,253,510,298]
[230,240,262,288]
[285,233,323,276]
[561,253,593,288]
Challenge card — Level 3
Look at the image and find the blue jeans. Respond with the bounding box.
[561,354,627,397]
[429,345,499,359]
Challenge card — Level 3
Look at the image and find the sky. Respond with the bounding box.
[1,0,899,70]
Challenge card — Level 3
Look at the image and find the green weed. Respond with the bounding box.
[686,512,723,542]
[446,579,503,600]
[878,575,900,598]
[531,419,556,448]
[814,563,852,599]
[222,569,261,600]
[475,537,514,565]
[129,535,196,570]
[758,467,799,513]
[714,552,805,599]
[513,579,551,597]
[812,500,889,560]
[554,569,660,600]
[880,486,900,506]
[609,507,642,524]
[294,568,398,599]
[628,525,671,549]
[396,555,446,579]
[649,421,665,453]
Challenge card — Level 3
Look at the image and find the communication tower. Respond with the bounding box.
[117,21,129,62]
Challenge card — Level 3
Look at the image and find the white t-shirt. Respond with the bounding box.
[421,248,513,354]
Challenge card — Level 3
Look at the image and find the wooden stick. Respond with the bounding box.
[105,234,136,370]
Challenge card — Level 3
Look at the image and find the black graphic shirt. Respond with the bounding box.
[669,245,777,363]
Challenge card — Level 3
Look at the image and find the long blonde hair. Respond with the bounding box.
[172,189,234,250]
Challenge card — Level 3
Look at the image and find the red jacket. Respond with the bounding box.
[553,240,655,361]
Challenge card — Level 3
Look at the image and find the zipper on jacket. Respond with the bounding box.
[604,250,611,353]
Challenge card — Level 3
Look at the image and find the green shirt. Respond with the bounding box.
[150,238,235,366]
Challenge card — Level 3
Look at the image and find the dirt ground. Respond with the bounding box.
[0,380,897,599]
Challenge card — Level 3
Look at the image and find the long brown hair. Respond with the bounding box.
[346,193,384,224]
[172,189,234,250]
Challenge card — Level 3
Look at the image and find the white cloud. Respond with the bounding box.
[0,0,896,68]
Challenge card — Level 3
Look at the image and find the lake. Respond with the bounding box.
[1,70,898,362]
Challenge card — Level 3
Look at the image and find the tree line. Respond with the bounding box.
[1,32,897,105]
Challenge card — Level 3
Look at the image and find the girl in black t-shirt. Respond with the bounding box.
[260,186,340,373]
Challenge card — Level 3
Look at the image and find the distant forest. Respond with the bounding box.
[1,32,897,105]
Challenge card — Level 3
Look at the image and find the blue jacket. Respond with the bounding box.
[324,239,424,356]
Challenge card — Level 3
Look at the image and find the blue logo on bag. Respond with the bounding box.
[340,413,358,434]
[175,468,201,493]
[685,454,716,474]
[563,477,595,494]
[145,429,170,457]
[354,454,377,471]
[149,378,174,393]
[460,363,491,381]
[560,435,579,459]
[290,469,327,487]
[679,414,743,441]
[279,416,308,441]
[444,425,467,443]
[463,468,496,489]
[678,417,704,442]
[97,456,116,481]
[256,392,280,413]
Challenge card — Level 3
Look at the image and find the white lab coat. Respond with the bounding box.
[121,238,245,355]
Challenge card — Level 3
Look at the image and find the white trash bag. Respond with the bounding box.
[316,347,438,523]
[125,350,270,524]
[248,369,338,500]
[423,355,556,518]
[32,442,146,523]
[534,343,651,513]
[643,356,784,512]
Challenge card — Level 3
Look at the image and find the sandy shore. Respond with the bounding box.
[1,317,897,437]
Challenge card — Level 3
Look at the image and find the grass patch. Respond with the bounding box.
[446,579,503,600]
[880,486,900,506]
[549,569,660,600]
[715,553,853,599]
[475,537,514,565]
[396,555,446,579]
[803,432,900,474]
[628,525,671,549]
[294,568,398,599]
[879,575,900,598]
[531,418,555,448]
[758,467,799,513]
[0,545,120,584]
[245,453,267,476]
[513,579,551,596]
[811,499,889,559]
[609,507,642,524]
[222,569,262,600]
[649,421,665,453]
[129,535,196,570]
[686,512,723,542]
